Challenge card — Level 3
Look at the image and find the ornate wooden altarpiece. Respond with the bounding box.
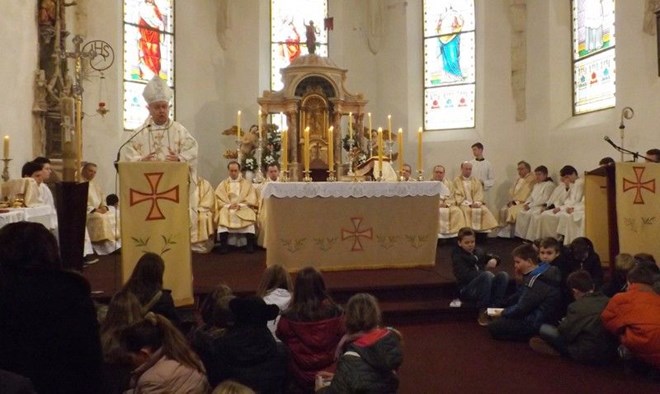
[258,54,367,181]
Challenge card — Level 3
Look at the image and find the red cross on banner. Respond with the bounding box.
[622,166,656,205]
[130,172,180,220]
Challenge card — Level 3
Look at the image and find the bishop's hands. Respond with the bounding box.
[165,148,180,162]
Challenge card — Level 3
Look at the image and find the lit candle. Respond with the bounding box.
[304,126,310,172]
[417,127,423,173]
[281,129,288,172]
[327,126,334,172]
[3,135,8,160]
[258,108,262,140]
[236,110,242,140]
[377,127,384,179]
[398,128,403,174]
[348,112,353,140]
[387,114,392,142]
[368,113,372,142]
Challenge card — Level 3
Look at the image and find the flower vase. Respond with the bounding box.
[244,170,255,182]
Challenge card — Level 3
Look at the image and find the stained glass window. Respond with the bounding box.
[123,0,175,130]
[572,0,616,115]
[271,0,328,92]
[423,0,475,130]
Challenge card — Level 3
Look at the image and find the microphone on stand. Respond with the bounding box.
[603,136,618,149]
[114,123,151,171]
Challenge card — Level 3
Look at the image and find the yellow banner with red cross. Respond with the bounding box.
[119,162,193,306]
[615,162,659,259]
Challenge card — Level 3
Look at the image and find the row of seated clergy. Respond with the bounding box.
[497,161,536,238]
[515,165,584,244]
[82,163,121,255]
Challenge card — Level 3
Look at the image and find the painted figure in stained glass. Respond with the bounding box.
[584,0,604,52]
[283,19,301,62]
[437,5,464,81]
[139,0,164,79]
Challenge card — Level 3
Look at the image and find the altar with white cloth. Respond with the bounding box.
[0,205,54,230]
[260,181,442,271]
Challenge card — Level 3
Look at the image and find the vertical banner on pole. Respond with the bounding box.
[119,162,193,306]
[615,162,659,260]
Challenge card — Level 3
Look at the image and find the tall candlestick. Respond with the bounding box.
[304,126,310,172]
[368,113,372,142]
[417,127,423,172]
[327,126,334,172]
[281,129,288,172]
[387,114,392,142]
[377,127,384,179]
[236,110,242,140]
[257,108,262,140]
[348,112,353,140]
[3,135,8,159]
[397,128,403,174]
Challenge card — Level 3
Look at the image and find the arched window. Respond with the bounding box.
[423,0,476,130]
[572,0,616,115]
[270,0,328,92]
[123,0,175,130]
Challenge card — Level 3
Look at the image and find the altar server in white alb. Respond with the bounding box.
[453,161,498,232]
[469,142,495,192]
[497,161,536,238]
[539,165,584,242]
[120,75,198,179]
[514,165,556,239]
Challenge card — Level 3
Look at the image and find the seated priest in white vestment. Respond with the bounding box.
[215,161,258,254]
[452,161,498,232]
[514,166,556,239]
[539,165,584,241]
[82,162,121,255]
[190,176,217,254]
[497,161,536,238]
[432,165,466,238]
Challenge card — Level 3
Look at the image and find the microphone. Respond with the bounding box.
[619,107,634,129]
[114,122,151,171]
[603,136,617,149]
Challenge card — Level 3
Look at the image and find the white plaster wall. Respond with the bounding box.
[0,2,38,179]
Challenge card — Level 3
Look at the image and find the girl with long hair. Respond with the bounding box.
[121,312,209,393]
[256,265,292,340]
[123,252,181,327]
[276,267,344,392]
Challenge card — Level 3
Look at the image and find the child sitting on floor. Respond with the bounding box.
[451,227,509,325]
[487,243,562,341]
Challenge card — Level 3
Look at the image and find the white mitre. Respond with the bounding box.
[142,76,172,104]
